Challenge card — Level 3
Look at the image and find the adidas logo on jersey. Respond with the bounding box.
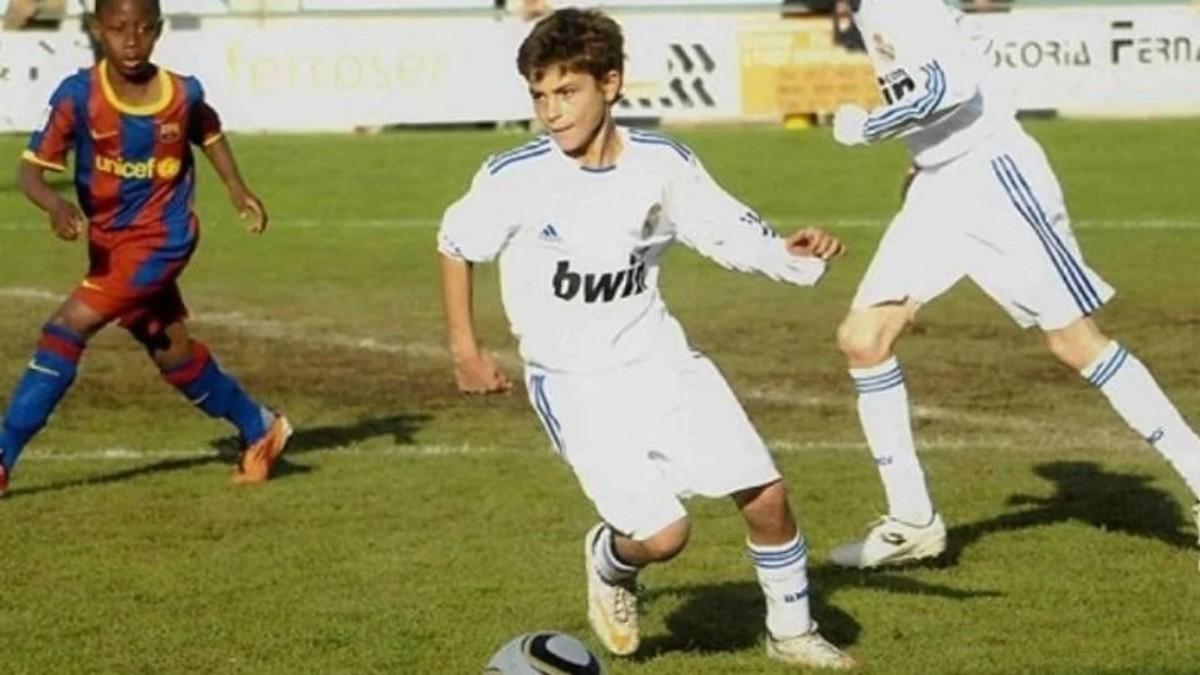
[553,258,648,304]
[540,223,562,242]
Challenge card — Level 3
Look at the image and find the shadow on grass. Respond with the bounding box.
[632,564,1000,660]
[630,460,1189,660]
[11,412,431,497]
[945,459,1195,564]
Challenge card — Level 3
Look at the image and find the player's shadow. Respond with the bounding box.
[633,563,1000,659]
[207,412,432,477]
[9,412,430,497]
[944,460,1194,565]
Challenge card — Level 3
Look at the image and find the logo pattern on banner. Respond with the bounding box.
[619,43,719,112]
[5,10,1200,131]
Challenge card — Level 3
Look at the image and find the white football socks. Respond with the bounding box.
[748,534,813,639]
[850,357,935,523]
[1083,342,1200,497]
[592,525,641,584]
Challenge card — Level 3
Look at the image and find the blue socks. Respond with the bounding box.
[0,324,86,470]
[162,341,271,445]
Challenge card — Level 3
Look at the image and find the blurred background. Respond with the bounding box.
[5,0,1197,133]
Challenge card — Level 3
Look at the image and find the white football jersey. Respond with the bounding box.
[438,127,826,374]
[854,0,1020,166]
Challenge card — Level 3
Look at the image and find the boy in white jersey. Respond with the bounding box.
[438,8,854,670]
[828,0,1200,570]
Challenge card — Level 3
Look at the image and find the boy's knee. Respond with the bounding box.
[129,322,191,369]
[151,340,193,371]
[838,304,912,367]
[759,481,791,512]
[738,481,795,535]
[1045,320,1109,371]
[837,317,889,365]
[640,518,690,562]
[48,301,104,341]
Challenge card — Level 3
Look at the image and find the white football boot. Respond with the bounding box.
[830,513,947,569]
[766,625,856,670]
[584,523,640,656]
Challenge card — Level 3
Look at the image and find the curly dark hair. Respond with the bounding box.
[516,8,625,82]
[94,0,161,19]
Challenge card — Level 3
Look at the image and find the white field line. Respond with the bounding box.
[0,285,1026,432]
[16,432,1144,463]
[0,218,1197,232]
[744,388,1033,431]
[0,284,1131,460]
[18,443,504,462]
[0,286,505,365]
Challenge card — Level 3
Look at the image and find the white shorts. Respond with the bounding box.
[525,352,781,540]
[853,130,1114,330]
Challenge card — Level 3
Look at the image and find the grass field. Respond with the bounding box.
[0,119,1198,674]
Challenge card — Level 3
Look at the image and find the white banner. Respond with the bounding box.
[0,27,95,132]
[617,14,742,120]
[976,6,1200,115]
[3,6,1198,133]
[159,16,532,130]
[300,0,496,10]
[563,0,779,5]
[0,12,746,132]
[0,16,532,131]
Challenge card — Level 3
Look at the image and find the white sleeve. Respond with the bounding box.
[437,162,520,263]
[861,0,981,142]
[667,155,826,287]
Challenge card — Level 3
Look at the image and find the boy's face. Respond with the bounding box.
[528,65,622,156]
[93,0,162,80]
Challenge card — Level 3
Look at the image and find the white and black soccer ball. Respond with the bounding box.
[484,631,604,674]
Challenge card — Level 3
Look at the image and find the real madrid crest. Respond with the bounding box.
[642,203,662,239]
[632,203,663,264]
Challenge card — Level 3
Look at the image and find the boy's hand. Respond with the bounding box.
[454,353,512,395]
[49,201,86,241]
[833,104,869,146]
[786,227,845,261]
[231,187,268,234]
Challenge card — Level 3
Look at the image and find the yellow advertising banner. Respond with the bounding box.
[740,17,880,118]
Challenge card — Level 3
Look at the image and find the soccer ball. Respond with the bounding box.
[483,631,604,674]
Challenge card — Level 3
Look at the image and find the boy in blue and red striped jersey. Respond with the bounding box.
[2,0,290,496]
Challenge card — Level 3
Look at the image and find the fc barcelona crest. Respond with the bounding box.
[158,122,182,144]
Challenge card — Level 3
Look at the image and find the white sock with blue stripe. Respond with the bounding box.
[592,525,641,585]
[748,534,812,639]
[1083,342,1200,497]
[850,357,935,523]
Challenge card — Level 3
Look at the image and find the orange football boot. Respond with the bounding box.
[232,414,292,484]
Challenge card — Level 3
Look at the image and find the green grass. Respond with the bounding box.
[0,119,1199,673]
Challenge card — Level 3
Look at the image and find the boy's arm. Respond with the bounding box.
[670,157,842,287]
[22,78,85,240]
[16,159,85,241]
[200,134,268,234]
[436,163,520,395]
[439,254,511,395]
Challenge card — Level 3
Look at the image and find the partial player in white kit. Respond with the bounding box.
[829,0,1200,569]
[438,8,854,670]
